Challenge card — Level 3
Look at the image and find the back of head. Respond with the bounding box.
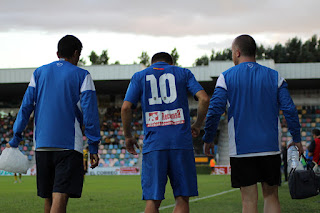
[312,128,320,137]
[151,52,173,65]
[233,35,256,57]
[57,35,82,59]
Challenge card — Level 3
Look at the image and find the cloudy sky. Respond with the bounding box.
[0,0,319,68]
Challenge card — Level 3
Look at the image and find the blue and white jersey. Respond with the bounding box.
[124,62,203,154]
[203,62,301,157]
[9,60,101,154]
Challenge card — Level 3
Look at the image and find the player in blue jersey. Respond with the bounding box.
[203,35,303,213]
[121,52,209,213]
[6,35,100,213]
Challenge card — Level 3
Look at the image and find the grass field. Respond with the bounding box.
[0,175,319,213]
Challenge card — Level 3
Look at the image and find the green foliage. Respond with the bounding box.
[89,51,99,65]
[138,51,150,67]
[171,47,179,65]
[88,50,109,65]
[0,176,319,212]
[99,50,109,65]
[211,48,232,61]
[195,55,209,66]
[205,34,320,63]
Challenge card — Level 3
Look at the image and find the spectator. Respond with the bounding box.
[209,157,216,175]
[308,128,320,170]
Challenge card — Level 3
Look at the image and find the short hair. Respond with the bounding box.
[312,129,320,136]
[234,34,256,57]
[151,52,173,65]
[57,35,82,59]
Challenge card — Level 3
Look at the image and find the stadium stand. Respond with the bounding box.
[0,60,320,167]
[1,104,320,168]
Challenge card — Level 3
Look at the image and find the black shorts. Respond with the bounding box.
[36,150,84,198]
[230,154,281,188]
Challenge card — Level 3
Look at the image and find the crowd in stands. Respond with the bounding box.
[280,106,320,149]
[0,113,34,161]
[1,105,320,168]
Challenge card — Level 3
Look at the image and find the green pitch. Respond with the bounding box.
[0,175,319,212]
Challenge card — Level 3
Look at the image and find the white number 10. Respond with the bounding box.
[146,74,177,105]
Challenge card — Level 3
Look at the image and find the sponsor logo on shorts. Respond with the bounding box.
[146,108,185,127]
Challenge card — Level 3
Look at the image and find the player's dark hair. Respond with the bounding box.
[57,35,82,59]
[151,52,173,65]
[234,34,256,57]
[312,128,320,136]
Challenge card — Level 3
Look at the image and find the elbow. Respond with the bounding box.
[121,101,132,114]
[199,94,210,106]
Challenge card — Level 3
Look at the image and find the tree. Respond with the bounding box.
[210,50,215,61]
[211,48,232,61]
[139,51,150,67]
[171,48,179,65]
[194,55,209,66]
[78,58,86,66]
[285,37,302,63]
[89,51,99,65]
[273,43,286,63]
[114,61,120,65]
[256,44,266,60]
[99,50,109,65]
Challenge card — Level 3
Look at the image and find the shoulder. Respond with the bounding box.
[257,63,278,74]
[132,67,152,80]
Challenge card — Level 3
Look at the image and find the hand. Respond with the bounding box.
[288,141,303,157]
[204,142,215,157]
[294,142,304,157]
[6,143,11,148]
[90,153,99,169]
[191,124,201,138]
[125,137,139,155]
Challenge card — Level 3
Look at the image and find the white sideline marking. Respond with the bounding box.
[139,188,238,212]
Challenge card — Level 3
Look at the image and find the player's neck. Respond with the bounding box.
[238,57,256,64]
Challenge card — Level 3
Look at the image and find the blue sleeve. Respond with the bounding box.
[186,69,204,98]
[202,87,228,143]
[278,81,301,142]
[124,73,141,107]
[9,86,35,147]
[81,90,101,154]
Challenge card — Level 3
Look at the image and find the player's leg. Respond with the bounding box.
[14,173,17,183]
[240,184,258,213]
[173,196,189,213]
[52,150,84,211]
[230,156,260,213]
[18,173,22,183]
[141,151,168,213]
[168,150,198,213]
[261,183,280,213]
[50,192,69,213]
[259,154,281,213]
[145,200,162,213]
[44,197,52,213]
[36,151,55,213]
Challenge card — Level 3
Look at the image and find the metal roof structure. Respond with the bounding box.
[0,60,319,102]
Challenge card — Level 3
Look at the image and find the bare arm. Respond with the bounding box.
[191,90,210,137]
[121,101,139,155]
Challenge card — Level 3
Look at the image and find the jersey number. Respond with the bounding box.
[146,74,177,105]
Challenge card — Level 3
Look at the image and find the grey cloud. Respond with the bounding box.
[198,39,234,51]
[0,0,319,36]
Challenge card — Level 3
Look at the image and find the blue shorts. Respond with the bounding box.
[141,149,198,200]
